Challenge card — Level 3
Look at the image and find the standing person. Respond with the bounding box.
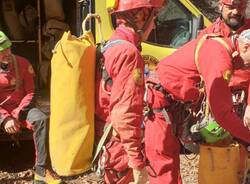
[0,31,61,184]
[95,0,164,183]
[144,25,250,183]
[198,0,250,129]
[199,0,249,36]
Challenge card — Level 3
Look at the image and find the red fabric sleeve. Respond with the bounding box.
[0,107,11,125]
[199,39,250,143]
[107,44,145,169]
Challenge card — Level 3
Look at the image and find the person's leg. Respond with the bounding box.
[99,136,133,184]
[145,113,182,184]
[21,107,48,175]
[21,107,61,183]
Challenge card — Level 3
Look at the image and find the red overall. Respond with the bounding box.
[145,35,250,184]
[95,25,145,183]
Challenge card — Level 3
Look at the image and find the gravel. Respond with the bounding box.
[0,141,201,184]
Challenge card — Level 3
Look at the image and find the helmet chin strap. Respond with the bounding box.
[138,9,155,34]
[119,8,155,40]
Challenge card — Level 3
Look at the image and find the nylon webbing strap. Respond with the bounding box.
[92,123,112,165]
[101,39,127,54]
[161,108,171,124]
[194,34,232,73]
[153,107,177,135]
[12,55,21,91]
[100,40,127,87]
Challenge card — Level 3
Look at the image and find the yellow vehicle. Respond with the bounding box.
[94,0,212,61]
[0,0,212,141]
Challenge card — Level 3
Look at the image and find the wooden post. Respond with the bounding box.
[37,0,42,88]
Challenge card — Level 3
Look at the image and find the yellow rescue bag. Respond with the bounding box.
[198,143,249,184]
[49,14,103,176]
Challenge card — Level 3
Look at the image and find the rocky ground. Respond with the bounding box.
[0,141,199,184]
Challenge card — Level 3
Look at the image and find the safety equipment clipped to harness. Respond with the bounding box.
[190,115,230,144]
[49,14,104,176]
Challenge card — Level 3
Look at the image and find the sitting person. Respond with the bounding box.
[0,31,61,184]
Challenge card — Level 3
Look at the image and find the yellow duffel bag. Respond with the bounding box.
[49,14,102,176]
[198,143,249,184]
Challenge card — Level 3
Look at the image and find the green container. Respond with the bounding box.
[200,120,230,144]
[0,31,12,52]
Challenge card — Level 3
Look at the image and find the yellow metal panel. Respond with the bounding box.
[141,42,176,61]
[95,0,212,58]
[179,0,212,27]
[95,0,114,42]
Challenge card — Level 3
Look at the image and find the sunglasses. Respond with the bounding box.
[0,62,9,71]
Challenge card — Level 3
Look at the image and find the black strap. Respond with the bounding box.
[146,82,180,135]
[149,82,175,105]
[97,40,128,87]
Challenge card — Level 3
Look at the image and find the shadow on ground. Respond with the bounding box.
[0,141,35,172]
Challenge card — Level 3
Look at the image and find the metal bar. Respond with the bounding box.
[37,0,42,88]
[10,40,38,43]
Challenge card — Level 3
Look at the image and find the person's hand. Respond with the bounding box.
[2,117,21,134]
[129,167,148,184]
[243,105,250,130]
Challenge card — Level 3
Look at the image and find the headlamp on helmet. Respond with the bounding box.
[106,0,119,13]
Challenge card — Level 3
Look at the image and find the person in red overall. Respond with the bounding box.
[198,0,250,130]
[95,0,164,183]
[144,23,250,183]
[0,31,61,184]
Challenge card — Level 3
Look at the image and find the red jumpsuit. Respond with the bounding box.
[0,55,34,119]
[198,18,250,105]
[145,36,250,184]
[0,55,49,176]
[95,25,145,183]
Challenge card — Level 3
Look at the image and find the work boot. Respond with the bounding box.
[34,169,62,184]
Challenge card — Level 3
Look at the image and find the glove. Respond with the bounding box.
[129,167,148,184]
[2,117,21,134]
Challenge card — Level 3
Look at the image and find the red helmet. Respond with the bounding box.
[107,0,154,13]
[220,0,247,6]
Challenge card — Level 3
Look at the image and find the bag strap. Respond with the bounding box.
[98,39,128,94]
[92,123,112,165]
[194,33,232,73]
[12,55,21,91]
[82,13,104,45]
